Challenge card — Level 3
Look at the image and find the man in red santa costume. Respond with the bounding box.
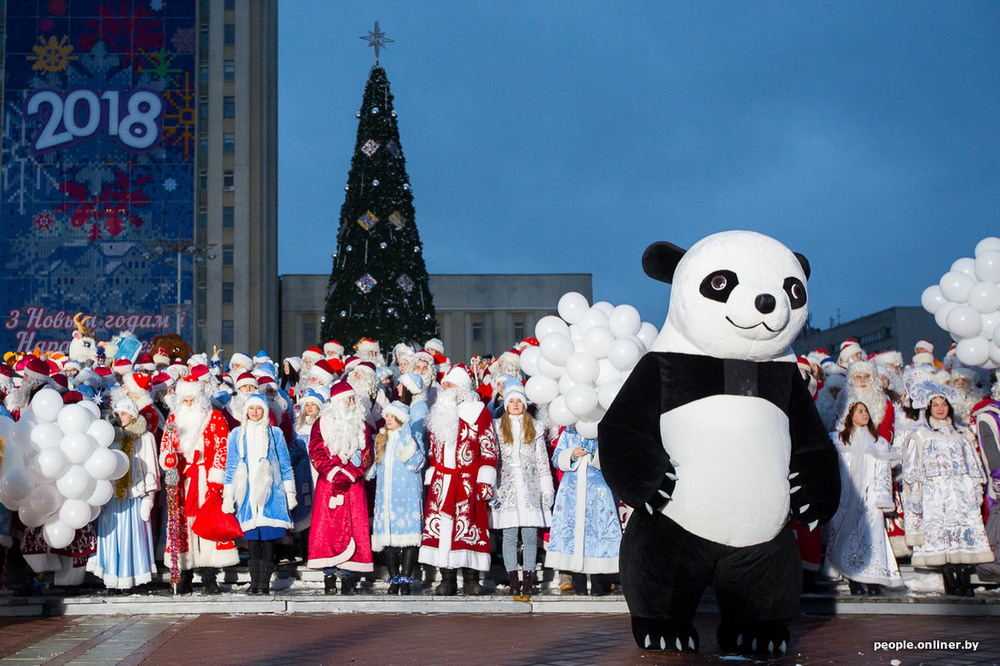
[419,365,498,595]
[835,360,895,443]
[160,376,238,594]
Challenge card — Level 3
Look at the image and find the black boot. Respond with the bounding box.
[958,565,975,597]
[436,568,458,596]
[462,568,487,596]
[340,573,357,596]
[521,570,535,596]
[201,568,222,595]
[176,569,194,595]
[941,565,958,595]
[571,572,588,596]
[508,571,521,596]
[867,583,883,596]
[259,560,274,595]
[847,580,867,596]
[400,547,418,596]
[324,573,337,595]
[246,559,260,595]
[591,573,611,597]
[385,547,401,595]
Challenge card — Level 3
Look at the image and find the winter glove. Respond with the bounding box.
[286,491,298,512]
[140,496,154,522]
[221,486,236,514]
[476,483,494,502]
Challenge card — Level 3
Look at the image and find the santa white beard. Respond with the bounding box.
[320,399,366,459]
[416,367,435,391]
[836,384,888,430]
[426,386,477,445]
[266,393,288,418]
[175,403,210,456]
[228,393,248,418]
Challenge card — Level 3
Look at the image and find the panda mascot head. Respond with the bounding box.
[643,230,811,362]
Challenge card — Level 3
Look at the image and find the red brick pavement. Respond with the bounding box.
[2,613,998,664]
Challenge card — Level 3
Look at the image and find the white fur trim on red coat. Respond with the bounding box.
[476,465,496,486]
[208,468,225,485]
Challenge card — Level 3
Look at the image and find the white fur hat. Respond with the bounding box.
[113,394,139,418]
[442,365,472,390]
[175,376,203,398]
[383,400,410,424]
[425,338,445,355]
[323,340,344,357]
[399,372,424,395]
[229,352,253,372]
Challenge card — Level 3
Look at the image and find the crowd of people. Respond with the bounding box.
[0,333,997,598]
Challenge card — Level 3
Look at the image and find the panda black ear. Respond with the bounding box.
[793,252,811,280]
[642,241,686,284]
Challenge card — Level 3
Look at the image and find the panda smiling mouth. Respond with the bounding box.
[725,316,780,333]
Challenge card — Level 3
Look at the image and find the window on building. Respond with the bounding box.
[222,206,235,229]
[199,134,208,155]
[222,281,234,305]
[198,206,207,230]
[224,24,235,45]
[198,169,207,190]
[223,171,235,191]
[223,96,235,118]
[222,320,234,344]
[223,133,235,154]
[199,63,208,84]
[222,244,234,266]
[199,96,208,121]
[472,322,483,343]
[303,322,315,346]
[224,60,235,81]
[199,26,209,51]
[513,321,525,341]
[225,0,235,10]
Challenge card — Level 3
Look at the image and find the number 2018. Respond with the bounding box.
[26,88,163,152]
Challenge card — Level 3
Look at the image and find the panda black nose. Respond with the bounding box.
[755,293,776,314]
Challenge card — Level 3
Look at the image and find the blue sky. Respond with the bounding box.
[277,1,998,330]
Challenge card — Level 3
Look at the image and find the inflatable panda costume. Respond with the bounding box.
[599,231,840,655]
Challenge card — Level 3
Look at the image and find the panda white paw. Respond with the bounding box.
[631,617,698,652]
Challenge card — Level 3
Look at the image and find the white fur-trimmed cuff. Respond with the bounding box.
[476,465,496,486]
[557,449,577,472]
[424,467,434,485]
[326,466,356,483]
[208,468,225,485]
[283,480,296,494]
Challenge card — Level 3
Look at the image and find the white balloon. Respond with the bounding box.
[991,340,1000,365]
[59,498,93,530]
[18,506,47,528]
[950,257,977,278]
[0,417,13,442]
[934,301,958,331]
[608,338,643,372]
[596,358,621,385]
[592,301,614,316]
[558,373,578,395]
[0,468,35,503]
[578,308,610,333]
[60,431,97,465]
[86,419,116,449]
[582,326,615,358]
[547,396,577,427]
[26,483,61,516]
[939,270,975,303]
[57,403,94,434]
[575,420,599,440]
[78,400,101,420]
[565,353,599,385]
[84,446,119,481]
[572,337,588,354]
[30,388,64,423]
[609,304,642,338]
[598,380,624,410]
[557,292,591,325]
[36,447,69,480]
[626,334,649,354]
[536,355,565,380]
[985,312,1000,340]
[956,337,990,367]
[519,346,542,377]
[540,333,574,366]
[974,250,1000,283]
[921,285,947,314]
[567,324,583,341]
[976,236,1000,256]
[636,322,659,349]
[110,449,131,481]
[583,406,606,423]
[966,281,1000,314]
[946,304,983,339]
[43,518,75,549]
[30,422,64,450]
[534,315,570,341]
[56,464,96,500]
[524,375,558,405]
[86,479,115,507]
[20,411,39,428]
[565,384,599,418]
[89,505,102,521]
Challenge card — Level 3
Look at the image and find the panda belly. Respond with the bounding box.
[659,394,791,547]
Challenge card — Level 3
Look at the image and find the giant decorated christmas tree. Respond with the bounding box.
[322,25,436,347]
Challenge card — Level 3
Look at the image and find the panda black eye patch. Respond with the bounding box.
[783,277,807,309]
[699,270,739,303]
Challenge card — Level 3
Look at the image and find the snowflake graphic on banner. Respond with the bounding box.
[396,274,415,293]
[356,273,377,294]
[357,211,378,231]
[388,211,407,229]
[32,211,56,232]
[361,139,380,157]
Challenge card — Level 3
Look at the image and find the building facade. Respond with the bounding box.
[794,306,953,361]
[279,273,594,362]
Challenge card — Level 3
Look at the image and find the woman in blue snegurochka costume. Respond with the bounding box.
[544,426,622,596]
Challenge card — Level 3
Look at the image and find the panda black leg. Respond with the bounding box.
[713,525,799,656]
[621,511,713,653]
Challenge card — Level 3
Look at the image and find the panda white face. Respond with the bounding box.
[657,230,810,361]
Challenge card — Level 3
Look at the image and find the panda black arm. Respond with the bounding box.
[598,353,676,512]
[787,369,840,527]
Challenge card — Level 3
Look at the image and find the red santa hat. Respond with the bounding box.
[329,380,355,401]
[0,363,12,379]
[235,372,258,391]
[914,339,934,354]
[112,358,133,374]
[22,356,50,383]
[62,390,84,405]
[124,372,152,395]
[46,359,61,376]
[257,374,276,389]
[189,364,210,381]
[153,347,171,366]
[151,372,174,393]
[302,347,324,364]
[355,337,380,355]
[50,373,69,392]
[311,359,337,384]
[837,339,863,366]
[442,364,472,390]
[94,366,113,378]
[323,340,344,357]
[175,375,203,398]
[796,356,812,374]
[135,353,156,373]
[353,360,377,377]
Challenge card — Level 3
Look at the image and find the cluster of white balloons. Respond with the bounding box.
[0,389,129,549]
[921,237,1000,369]
[521,292,658,439]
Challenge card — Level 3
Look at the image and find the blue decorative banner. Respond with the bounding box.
[2,0,197,354]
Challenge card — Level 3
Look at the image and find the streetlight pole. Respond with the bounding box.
[143,239,217,338]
